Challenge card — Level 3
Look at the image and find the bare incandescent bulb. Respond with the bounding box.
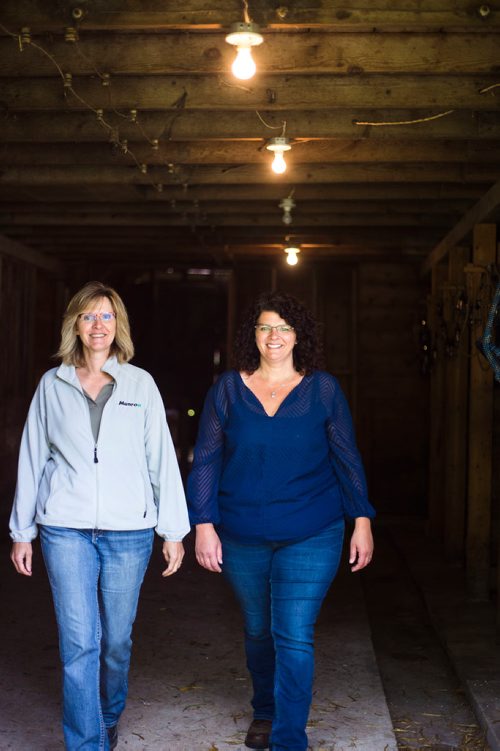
[225,23,263,81]
[266,136,291,175]
[285,246,300,265]
[272,151,287,174]
[232,46,257,79]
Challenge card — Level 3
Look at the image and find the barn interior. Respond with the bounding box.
[0,2,499,750]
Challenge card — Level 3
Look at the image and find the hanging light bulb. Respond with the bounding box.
[232,46,256,79]
[225,22,263,80]
[284,246,300,266]
[266,137,291,174]
[272,151,286,174]
[279,195,295,225]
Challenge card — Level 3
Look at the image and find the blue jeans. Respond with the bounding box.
[40,526,154,751]
[220,519,345,751]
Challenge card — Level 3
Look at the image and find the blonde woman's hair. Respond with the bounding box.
[57,281,134,366]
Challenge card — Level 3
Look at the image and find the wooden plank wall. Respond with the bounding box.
[0,254,63,521]
[427,224,499,615]
[427,261,447,539]
[495,386,500,630]
[356,262,428,513]
[466,225,497,599]
[443,247,470,561]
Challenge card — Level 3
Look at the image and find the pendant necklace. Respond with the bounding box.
[270,375,296,398]
[244,370,298,399]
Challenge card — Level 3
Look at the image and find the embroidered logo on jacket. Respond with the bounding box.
[119,400,142,407]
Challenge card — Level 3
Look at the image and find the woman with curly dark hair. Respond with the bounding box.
[187,291,375,751]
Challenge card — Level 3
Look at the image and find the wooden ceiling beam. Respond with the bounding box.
[1,33,499,76]
[1,2,497,269]
[11,247,414,268]
[1,140,498,166]
[0,212,456,228]
[2,74,498,111]
[3,2,500,32]
[421,178,500,273]
[1,110,497,141]
[0,199,473,215]
[0,183,487,203]
[1,163,498,185]
[0,232,63,272]
[1,225,443,246]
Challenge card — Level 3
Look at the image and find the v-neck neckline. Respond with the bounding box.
[238,370,305,417]
[82,381,114,404]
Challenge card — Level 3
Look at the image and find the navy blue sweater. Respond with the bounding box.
[187,370,375,543]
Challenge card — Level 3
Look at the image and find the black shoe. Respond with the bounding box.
[244,719,272,749]
[107,725,118,750]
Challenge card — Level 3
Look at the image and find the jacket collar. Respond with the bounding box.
[56,356,120,386]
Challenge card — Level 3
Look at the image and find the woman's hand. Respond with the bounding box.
[195,523,223,573]
[161,540,185,577]
[11,542,33,576]
[349,517,374,572]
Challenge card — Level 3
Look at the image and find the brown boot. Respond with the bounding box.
[244,718,272,749]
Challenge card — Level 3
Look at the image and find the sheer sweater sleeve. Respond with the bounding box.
[186,379,227,525]
[320,373,375,520]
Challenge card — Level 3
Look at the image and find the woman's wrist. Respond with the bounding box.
[354,516,371,528]
[196,522,215,534]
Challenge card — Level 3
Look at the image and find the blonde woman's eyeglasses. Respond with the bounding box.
[79,312,116,323]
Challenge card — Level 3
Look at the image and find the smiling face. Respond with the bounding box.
[255,310,297,367]
[76,296,117,359]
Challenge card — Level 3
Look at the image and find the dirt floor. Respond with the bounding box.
[1,521,497,751]
[364,524,491,751]
[0,533,396,751]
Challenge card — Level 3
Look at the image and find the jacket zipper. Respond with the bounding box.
[92,381,116,528]
[94,443,99,529]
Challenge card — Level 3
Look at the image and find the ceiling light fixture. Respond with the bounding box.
[225,1,263,81]
[279,194,295,225]
[266,136,291,174]
[284,245,300,266]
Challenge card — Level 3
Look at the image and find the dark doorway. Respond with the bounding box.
[117,268,229,477]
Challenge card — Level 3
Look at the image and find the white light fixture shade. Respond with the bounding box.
[266,136,291,175]
[225,22,263,80]
[284,246,300,265]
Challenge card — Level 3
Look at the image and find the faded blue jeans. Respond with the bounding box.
[220,518,345,751]
[40,526,154,751]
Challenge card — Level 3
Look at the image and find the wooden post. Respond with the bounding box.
[496,242,500,637]
[351,266,358,425]
[226,269,236,369]
[466,224,496,600]
[23,265,37,394]
[443,247,470,561]
[427,262,447,540]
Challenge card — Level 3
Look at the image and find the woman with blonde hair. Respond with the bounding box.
[10,281,189,750]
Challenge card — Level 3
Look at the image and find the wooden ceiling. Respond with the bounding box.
[0,1,499,273]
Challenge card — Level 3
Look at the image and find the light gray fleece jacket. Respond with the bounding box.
[9,357,190,543]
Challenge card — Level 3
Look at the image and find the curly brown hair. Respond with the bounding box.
[232,291,324,375]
